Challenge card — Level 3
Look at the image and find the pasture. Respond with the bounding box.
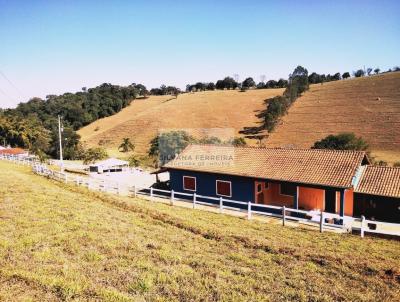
[78,88,284,157]
[267,72,400,164]
[0,160,399,301]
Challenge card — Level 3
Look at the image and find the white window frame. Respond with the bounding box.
[216,180,232,197]
[279,183,296,197]
[183,176,196,191]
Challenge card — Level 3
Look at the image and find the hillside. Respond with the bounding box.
[267,72,400,164]
[78,89,284,157]
[1,161,399,301]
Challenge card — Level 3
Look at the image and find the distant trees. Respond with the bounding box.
[0,114,51,157]
[242,77,256,89]
[256,78,288,89]
[186,82,216,92]
[308,72,342,84]
[312,133,368,151]
[3,82,142,159]
[367,68,373,76]
[118,138,135,153]
[374,68,380,74]
[148,130,247,166]
[241,65,310,136]
[353,69,365,78]
[150,85,181,96]
[215,77,239,90]
[342,72,351,79]
[148,131,194,166]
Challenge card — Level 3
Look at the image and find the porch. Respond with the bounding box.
[254,180,354,218]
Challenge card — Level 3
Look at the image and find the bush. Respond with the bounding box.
[82,147,108,164]
[312,133,368,151]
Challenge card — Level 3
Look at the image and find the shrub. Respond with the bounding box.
[82,147,108,164]
[312,133,368,151]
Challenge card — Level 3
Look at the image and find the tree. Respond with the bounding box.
[367,68,373,76]
[128,154,141,167]
[374,68,380,74]
[118,137,135,153]
[342,72,350,79]
[353,69,365,78]
[197,136,222,145]
[148,131,194,166]
[312,133,368,151]
[286,66,309,102]
[332,73,341,81]
[242,77,256,89]
[228,137,247,146]
[82,147,108,164]
[206,82,215,90]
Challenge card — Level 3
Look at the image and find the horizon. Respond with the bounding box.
[0,0,399,108]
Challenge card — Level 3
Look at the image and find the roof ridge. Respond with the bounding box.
[366,165,400,170]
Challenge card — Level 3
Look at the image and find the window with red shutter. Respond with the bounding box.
[183,176,196,191]
[216,180,231,197]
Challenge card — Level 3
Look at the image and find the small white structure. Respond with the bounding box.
[89,158,129,174]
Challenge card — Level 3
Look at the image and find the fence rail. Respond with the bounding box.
[1,155,399,238]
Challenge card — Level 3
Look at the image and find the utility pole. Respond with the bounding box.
[58,115,64,172]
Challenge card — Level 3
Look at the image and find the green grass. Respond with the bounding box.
[0,161,399,301]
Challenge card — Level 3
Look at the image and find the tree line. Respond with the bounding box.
[0,83,147,160]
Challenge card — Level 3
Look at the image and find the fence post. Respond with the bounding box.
[193,193,196,209]
[320,211,324,233]
[219,197,223,214]
[75,177,79,186]
[117,182,120,195]
[64,173,68,183]
[247,202,252,220]
[170,190,174,206]
[282,206,286,226]
[361,215,365,238]
[150,187,153,200]
[133,185,137,198]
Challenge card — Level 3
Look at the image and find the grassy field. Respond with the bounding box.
[0,161,399,301]
[78,89,284,157]
[267,72,400,164]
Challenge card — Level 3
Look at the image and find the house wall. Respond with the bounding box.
[169,169,356,216]
[169,169,256,202]
[299,187,324,211]
[260,182,294,207]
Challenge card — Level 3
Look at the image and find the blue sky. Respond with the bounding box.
[0,0,399,108]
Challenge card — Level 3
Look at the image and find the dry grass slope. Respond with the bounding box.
[0,161,399,301]
[78,89,284,157]
[267,72,400,164]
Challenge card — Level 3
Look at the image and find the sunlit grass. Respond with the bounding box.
[0,161,399,301]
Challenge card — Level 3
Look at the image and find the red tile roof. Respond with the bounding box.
[355,166,400,198]
[164,144,367,188]
[0,148,26,155]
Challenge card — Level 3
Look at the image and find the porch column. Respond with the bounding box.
[293,186,299,209]
[340,189,346,218]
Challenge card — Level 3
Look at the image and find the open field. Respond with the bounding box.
[78,89,284,157]
[1,161,400,301]
[267,72,400,164]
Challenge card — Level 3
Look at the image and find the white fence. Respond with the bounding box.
[1,155,399,238]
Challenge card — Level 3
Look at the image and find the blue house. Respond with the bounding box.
[161,144,370,218]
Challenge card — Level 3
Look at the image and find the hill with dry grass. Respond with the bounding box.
[266,72,400,164]
[78,89,284,157]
